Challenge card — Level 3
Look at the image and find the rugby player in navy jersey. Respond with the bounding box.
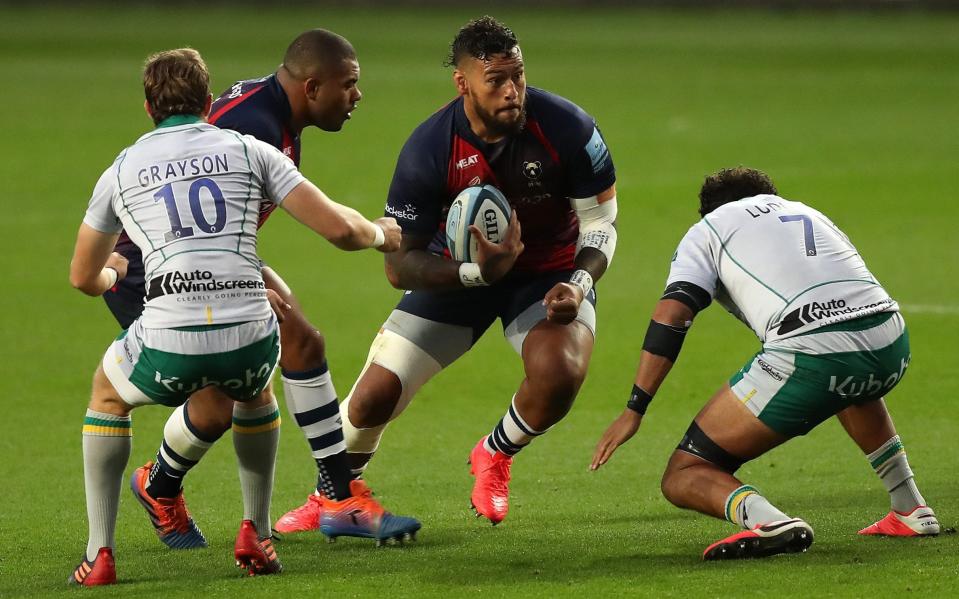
[105,30,420,543]
[338,16,618,524]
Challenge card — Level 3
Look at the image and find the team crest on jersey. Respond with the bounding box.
[523,160,542,180]
[468,176,482,186]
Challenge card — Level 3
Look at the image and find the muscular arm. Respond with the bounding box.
[632,299,695,396]
[572,184,617,283]
[281,180,399,252]
[384,234,462,290]
[70,224,126,296]
[384,210,524,291]
[543,184,617,323]
[591,283,711,470]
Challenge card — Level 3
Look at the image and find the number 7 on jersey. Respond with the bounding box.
[779,214,817,256]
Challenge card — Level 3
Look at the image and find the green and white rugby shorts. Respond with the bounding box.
[102,316,280,407]
[729,312,909,437]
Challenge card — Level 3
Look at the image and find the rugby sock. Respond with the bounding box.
[282,363,352,500]
[147,402,220,500]
[483,396,547,457]
[233,399,281,537]
[867,435,925,513]
[82,409,132,562]
[725,485,790,529]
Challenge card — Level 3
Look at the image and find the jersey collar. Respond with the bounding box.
[156,114,204,128]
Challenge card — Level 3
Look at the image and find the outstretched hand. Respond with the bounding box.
[469,210,524,284]
[590,409,643,471]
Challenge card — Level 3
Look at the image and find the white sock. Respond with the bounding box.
[725,485,790,529]
[483,396,547,457]
[148,403,216,498]
[82,410,132,561]
[282,366,345,460]
[867,435,925,513]
[233,399,281,536]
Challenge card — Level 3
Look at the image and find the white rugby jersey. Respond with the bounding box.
[83,116,304,328]
[667,194,897,345]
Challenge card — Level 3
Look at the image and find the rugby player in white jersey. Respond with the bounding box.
[67,48,400,586]
[591,167,939,560]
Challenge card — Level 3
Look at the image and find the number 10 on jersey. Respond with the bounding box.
[155,178,227,242]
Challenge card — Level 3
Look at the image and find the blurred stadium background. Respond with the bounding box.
[1,1,956,596]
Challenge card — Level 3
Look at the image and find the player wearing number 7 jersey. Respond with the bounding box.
[590,167,939,561]
[67,48,401,586]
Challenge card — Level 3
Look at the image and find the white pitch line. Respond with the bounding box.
[900,304,959,315]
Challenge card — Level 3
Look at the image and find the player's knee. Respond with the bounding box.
[89,366,133,416]
[660,461,689,508]
[527,350,588,404]
[186,389,235,438]
[279,318,327,370]
[347,389,399,428]
[340,394,389,454]
[246,385,277,408]
[89,393,132,417]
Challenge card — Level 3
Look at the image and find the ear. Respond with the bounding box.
[452,69,468,97]
[303,77,320,100]
[201,94,213,119]
[143,99,153,119]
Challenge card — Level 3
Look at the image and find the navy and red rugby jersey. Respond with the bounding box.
[385,87,615,273]
[208,73,300,228]
[110,73,297,303]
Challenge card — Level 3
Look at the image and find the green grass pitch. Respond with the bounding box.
[2,5,957,597]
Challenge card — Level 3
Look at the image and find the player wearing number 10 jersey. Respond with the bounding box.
[103,30,421,540]
[67,48,400,586]
[591,167,939,561]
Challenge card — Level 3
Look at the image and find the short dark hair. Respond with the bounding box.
[446,16,518,67]
[143,48,209,125]
[698,167,778,216]
[282,29,355,79]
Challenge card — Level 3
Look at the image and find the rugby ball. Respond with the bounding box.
[446,184,512,263]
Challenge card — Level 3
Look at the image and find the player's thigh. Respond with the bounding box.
[262,264,324,357]
[386,287,499,368]
[688,383,788,464]
[501,270,597,356]
[521,319,594,390]
[348,289,499,418]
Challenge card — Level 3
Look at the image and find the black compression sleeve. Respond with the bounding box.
[661,281,712,314]
[642,320,688,362]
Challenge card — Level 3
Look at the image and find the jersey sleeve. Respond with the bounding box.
[384,128,446,236]
[533,91,616,199]
[82,163,123,234]
[565,121,616,199]
[247,137,305,204]
[665,221,720,297]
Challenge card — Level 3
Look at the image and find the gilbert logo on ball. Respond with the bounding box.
[446,184,512,263]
